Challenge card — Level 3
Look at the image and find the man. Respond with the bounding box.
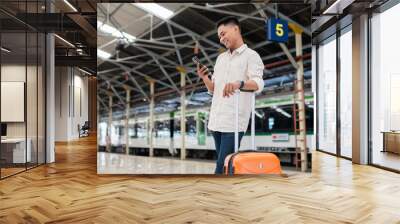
[197,17,264,174]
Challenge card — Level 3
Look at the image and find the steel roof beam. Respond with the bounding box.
[205,3,247,8]
[105,59,175,90]
[98,75,141,93]
[109,3,124,17]
[130,43,175,51]
[97,67,123,75]
[129,37,218,51]
[153,56,180,93]
[165,19,221,49]
[189,4,266,22]
[115,54,149,61]
[111,85,126,106]
[99,42,311,93]
[154,33,189,42]
[104,4,273,79]
[97,3,310,105]
[167,22,183,66]
[98,95,109,111]
[108,62,150,100]
[134,45,177,66]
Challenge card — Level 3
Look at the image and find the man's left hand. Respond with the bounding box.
[223,81,241,97]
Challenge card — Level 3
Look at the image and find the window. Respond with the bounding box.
[317,35,337,154]
[0,1,46,179]
[339,28,352,158]
[370,3,400,171]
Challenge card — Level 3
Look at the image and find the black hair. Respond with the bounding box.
[216,16,241,31]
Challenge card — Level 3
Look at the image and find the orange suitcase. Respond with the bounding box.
[224,151,282,175]
[223,90,282,175]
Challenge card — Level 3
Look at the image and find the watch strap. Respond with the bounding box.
[239,80,245,90]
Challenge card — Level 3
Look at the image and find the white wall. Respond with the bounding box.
[73,73,89,137]
[1,65,36,138]
[55,67,89,141]
[55,66,68,141]
[1,65,26,132]
[1,63,46,164]
[1,65,26,139]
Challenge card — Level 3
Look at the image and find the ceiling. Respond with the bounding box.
[97,2,312,118]
[0,0,98,73]
[0,1,313,119]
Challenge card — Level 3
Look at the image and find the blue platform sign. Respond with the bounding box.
[266,18,288,43]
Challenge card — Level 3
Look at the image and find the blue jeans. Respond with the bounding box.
[212,131,244,174]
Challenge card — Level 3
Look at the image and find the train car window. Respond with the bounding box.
[306,106,314,134]
[135,122,147,138]
[173,116,196,137]
[186,116,196,137]
[126,104,314,139]
[155,120,170,138]
[249,104,314,134]
[174,118,181,137]
[118,126,124,136]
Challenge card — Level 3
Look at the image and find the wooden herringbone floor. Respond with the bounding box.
[1,135,400,223]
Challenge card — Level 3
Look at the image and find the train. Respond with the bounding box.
[98,93,315,166]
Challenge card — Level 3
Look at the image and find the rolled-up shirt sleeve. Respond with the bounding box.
[247,52,264,94]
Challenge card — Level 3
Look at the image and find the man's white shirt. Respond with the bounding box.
[208,44,264,132]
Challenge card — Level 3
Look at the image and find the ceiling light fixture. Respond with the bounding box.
[323,0,354,15]
[54,34,75,48]
[97,21,136,42]
[78,67,92,76]
[132,3,173,20]
[272,106,292,118]
[1,47,11,53]
[97,49,111,59]
[63,0,78,12]
[76,48,84,55]
[255,110,264,119]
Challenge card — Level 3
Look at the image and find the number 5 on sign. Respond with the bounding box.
[266,18,288,42]
[276,23,284,36]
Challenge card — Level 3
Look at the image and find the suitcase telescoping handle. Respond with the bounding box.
[234,89,256,153]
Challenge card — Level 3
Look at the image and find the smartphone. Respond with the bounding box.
[192,56,205,68]
[192,56,210,76]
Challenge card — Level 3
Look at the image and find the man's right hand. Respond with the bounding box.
[197,64,209,79]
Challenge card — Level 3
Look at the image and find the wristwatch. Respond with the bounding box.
[239,80,245,90]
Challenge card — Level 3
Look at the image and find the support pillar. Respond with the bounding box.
[149,80,155,157]
[352,14,369,164]
[107,92,113,153]
[133,118,137,155]
[296,32,307,172]
[169,112,175,155]
[179,69,186,160]
[124,85,130,155]
[46,36,55,163]
[45,0,55,163]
